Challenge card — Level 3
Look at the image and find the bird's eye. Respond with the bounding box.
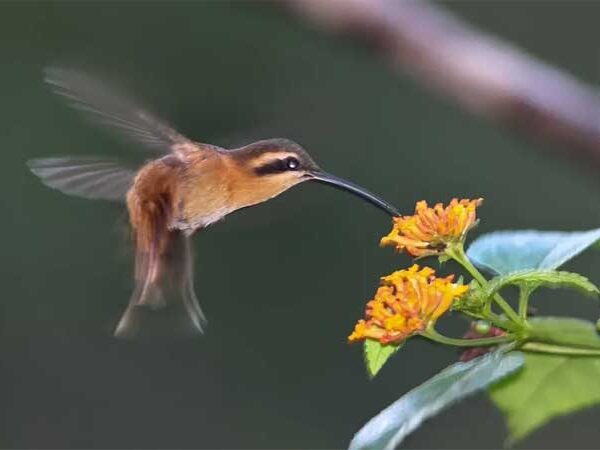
[286,157,300,170]
[254,156,301,176]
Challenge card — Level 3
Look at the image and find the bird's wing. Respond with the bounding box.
[44,67,204,157]
[27,157,136,202]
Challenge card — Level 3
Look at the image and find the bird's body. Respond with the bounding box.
[128,146,227,237]
[29,68,399,338]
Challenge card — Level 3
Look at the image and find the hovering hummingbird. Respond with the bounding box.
[28,68,400,338]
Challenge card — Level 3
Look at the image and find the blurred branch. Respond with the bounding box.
[282,0,600,165]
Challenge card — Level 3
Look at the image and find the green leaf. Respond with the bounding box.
[485,270,599,297]
[527,317,600,350]
[350,351,524,450]
[363,339,402,378]
[490,352,600,444]
[466,228,600,276]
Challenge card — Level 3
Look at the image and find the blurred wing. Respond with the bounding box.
[44,67,199,156]
[27,157,136,202]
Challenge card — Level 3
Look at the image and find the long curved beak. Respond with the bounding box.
[309,172,400,217]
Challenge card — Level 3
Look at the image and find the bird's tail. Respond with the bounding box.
[114,230,206,339]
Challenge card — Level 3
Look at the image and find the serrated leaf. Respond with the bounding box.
[485,270,599,297]
[490,352,600,444]
[364,339,402,378]
[350,351,524,450]
[467,229,600,276]
[527,317,600,349]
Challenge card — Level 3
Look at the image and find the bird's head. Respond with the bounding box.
[228,138,399,217]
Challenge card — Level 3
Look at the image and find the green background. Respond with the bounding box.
[1,2,599,448]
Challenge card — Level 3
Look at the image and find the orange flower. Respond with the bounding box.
[381,198,483,257]
[348,265,468,345]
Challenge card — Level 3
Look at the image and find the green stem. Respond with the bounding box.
[422,327,515,347]
[447,243,522,325]
[518,285,534,320]
[522,342,600,356]
[463,310,521,333]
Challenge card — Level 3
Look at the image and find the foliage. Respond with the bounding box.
[490,352,600,443]
[363,339,402,378]
[467,228,600,275]
[351,351,524,450]
[484,269,599,298]
[348,199,600,448]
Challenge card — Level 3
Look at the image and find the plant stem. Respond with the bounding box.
[422,327,515,347]
[447,243,522,325]
[463,310,521,333]
[518,285,534,320]
[522,342,600,356]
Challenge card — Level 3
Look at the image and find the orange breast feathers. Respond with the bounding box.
[127,152,236,246]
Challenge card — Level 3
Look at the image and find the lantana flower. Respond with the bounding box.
[381,198,483,257]
[348,264,469,345]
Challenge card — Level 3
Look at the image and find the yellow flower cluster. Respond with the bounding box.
[381,198,483,257]
[348,265,468,345]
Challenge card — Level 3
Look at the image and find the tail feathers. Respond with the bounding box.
[114,231,206,339]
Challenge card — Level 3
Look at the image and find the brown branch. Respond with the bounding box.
[282,0,600,165]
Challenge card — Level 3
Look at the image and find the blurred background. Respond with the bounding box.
[1,1,599,448]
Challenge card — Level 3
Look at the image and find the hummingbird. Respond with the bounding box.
[28,68,400,339]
